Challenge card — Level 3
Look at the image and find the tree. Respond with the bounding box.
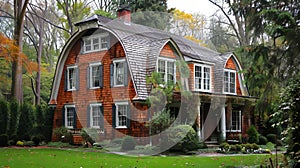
[117,0,170,30]
[0,99,9,134]
[274,76,300,167]
[56,0,91,38]
[11,0,29,103]
[169,9,206,46]
[17,102,34,140]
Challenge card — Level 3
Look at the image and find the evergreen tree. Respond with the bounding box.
[0,99,9,134]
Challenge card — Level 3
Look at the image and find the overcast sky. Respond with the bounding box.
[167,0,218,16]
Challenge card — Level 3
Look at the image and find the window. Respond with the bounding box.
[66,66,78,91]
[157,57,176,84]
[111,59,128,87]
[89,62,102,89]
[194,64,211,92]
[224,70,236,94]
[227,110,241,132]
[64,105,76,129]
[114,102,129,128]
[89,104,103,128]
[83,33,109,53]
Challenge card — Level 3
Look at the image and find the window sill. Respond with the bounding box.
[226,130,241,132]
[115,126,127,129]
[83,48,108,54]
[113,85,125,87]
[194,89,211,93]
[67,89,77,91]
[89,87,101,90]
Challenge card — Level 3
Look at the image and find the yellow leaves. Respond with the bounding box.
[0,33,37,75]
[185,36,206,47]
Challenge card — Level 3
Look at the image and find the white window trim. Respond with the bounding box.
[156,57,176,84]
[83,33,109,53]
[89,62,102,89]
[89,103,102,129]
[113,59,126,87]
[67,65,77,91]
[64,104,76,129]
[226,110,241,132]
[115,101,128,129]
[194,63,212,92]
[224,69,236,95]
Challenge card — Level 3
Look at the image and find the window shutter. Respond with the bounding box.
[112,104,116,128]
[99,64,103,88]
[76,68,79,90]
[87,67,90,89]
[126,104,130,128]
[64,70,68,91]
[124,62,128,86]
[110,63,114,87]
[100,106,104,129]
[62,106,65,127]
[73,107,77,128]
[80,40,84,54]
[87,105,90,127]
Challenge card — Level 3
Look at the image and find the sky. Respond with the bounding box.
[167,0,219,16]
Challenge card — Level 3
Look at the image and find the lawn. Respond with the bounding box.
[0,148,282,168]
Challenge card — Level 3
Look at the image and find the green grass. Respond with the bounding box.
[0,148,283,168]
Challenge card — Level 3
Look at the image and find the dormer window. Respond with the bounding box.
[224,69,236,94]
[157,57,176,84]
[194,64,211,92]
[83,33,109,53]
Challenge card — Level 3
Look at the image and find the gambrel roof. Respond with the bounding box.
[49,14,249,104]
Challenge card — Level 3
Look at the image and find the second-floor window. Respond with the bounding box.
[83,33,109,53]
[89,62,103,89]
[66,65,78,91]
[194,64,211,92]
[110,59,128,87]
[224,69,236,94]
[157,57,176,84]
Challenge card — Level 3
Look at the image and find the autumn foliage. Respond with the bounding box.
[0,33,37,74]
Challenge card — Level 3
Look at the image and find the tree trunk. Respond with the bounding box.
[11,0,29,103]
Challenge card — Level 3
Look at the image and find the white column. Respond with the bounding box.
[197,102,202,141]
[220,105,226,141]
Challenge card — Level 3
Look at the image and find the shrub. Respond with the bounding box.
[247,125,259,144]
[219,142,229,151]
[53,127,73,144]
[24,141,34,147]
[121,136,136,151]
[80,128,97,144]
[266,142,275,150]
[266,134,277,144]
[252,143,259,150]
[167,125,201,152]
[235,144,242,151]
[0,134,9,147]
[16,140,24,146]
[111,138,123,145]
[31,136,41,146]
[258,135,268,145]
[0,99,9,134]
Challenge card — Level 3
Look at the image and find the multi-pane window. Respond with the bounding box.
[89,104,102,128]
[89,63,102,88]
[227,110,241,132]
[83,33,109,53]
[67,66,77,91]
[64,105,76,129]
[157,58,176,84]
[194,64,211,92]
[115,102,128,128]
[224,70,236,94]
[111,59,127,87]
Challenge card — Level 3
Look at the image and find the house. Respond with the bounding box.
[49,7,255,145]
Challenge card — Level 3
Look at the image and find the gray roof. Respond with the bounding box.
[75,15,241,100]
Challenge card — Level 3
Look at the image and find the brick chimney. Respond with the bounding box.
[117,4,131,24]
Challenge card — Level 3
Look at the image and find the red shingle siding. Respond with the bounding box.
[160,44,177,59]
[225,57,242,96]
[52,35,150,142]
